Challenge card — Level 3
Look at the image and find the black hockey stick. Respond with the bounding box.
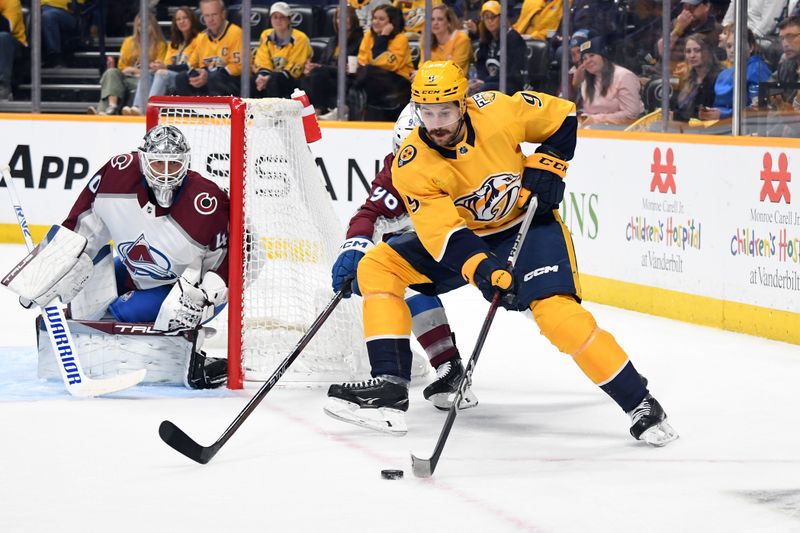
[159,283,349,464]
[411,197,538,477]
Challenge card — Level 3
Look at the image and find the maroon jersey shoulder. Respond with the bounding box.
[63,152,142,230]
[346,152,408,239]
[169,170,230,249]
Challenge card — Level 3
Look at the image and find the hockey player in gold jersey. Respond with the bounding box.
[329,60,678,446]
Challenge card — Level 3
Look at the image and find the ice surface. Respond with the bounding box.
[0,243,798,533]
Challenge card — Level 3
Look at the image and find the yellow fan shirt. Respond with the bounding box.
[253,28,312,79]
[187,22,243,77]
[358,31,414,80]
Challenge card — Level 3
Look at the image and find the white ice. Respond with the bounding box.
[0,242,799,533]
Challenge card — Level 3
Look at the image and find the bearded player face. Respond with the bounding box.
[416,102,464,147]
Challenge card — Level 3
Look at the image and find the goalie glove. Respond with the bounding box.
[517,145,568,214]
[153,272,227,333]
[331,236,373,297]
[1,225,93,307]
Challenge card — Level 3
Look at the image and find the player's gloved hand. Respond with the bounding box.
[461,251,516,306]
[154,278,215,333]
[517,145,568,214]
[331,236,373,297]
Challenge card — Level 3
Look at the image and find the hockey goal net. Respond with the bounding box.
[146,96,368,389]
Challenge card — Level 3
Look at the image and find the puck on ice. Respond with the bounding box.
[381,469,404,480]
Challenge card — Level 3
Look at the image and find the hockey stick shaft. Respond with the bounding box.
[0,165,146,397]
[411,197,539,477]
[159,284,349,464]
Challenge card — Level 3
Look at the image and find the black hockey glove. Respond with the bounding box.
[517,145,568,215]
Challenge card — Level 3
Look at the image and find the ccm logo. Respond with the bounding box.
[539,156,567,172]
[523,265,559,281]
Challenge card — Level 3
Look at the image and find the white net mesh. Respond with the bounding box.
[150,98,368,383]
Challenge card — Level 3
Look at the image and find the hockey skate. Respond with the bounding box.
[423,358,479,411]
[628,394,678,447]
[324,377,409,436]
[185,350,227,390]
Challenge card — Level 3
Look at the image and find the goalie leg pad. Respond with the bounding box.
[2,225,91,305]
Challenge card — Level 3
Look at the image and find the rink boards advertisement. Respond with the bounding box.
[0,114,798,344]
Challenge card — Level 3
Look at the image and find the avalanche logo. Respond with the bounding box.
[455,173,520,222]
[118,234,177,281]
[194,192,218,215]
[110,153,134,171]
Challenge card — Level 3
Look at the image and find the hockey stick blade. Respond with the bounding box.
[159,287,347,464]
[159,420,217,464]
[410,199,538,477]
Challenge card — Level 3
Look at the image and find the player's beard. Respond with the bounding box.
[427,120,464,148]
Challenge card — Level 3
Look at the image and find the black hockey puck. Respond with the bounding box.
[380,469,404,480]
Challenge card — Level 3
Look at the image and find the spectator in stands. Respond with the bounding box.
[721,1,786,40]
[174,0,243,97]
[472,0,526,95]
[571,0,620,41]
[559,29,590,102]
[124,6,201,116]
[351,4,413,120]
[454,0,483,36]
[698,29,771,120]
[769,16,800,106]
[513,0,565,41]
[420,4,472,72]
[577,36,644,126]
[657,0,721,62]
[88,12,166,115]
[395,0,441,39]
[618,0,662,75]
[302,6,362,118]
[671,33,721,121]
[41,0,85,67]
[0,0,27,101]
[252,2,312,99]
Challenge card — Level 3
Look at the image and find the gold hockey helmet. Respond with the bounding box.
[411,60,468,113]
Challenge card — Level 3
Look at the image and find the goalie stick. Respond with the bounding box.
[411,197,539,478]
[159,284,349,464]
[0,164,146,397]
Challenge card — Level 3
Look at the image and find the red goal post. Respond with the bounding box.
[145,96,368,389]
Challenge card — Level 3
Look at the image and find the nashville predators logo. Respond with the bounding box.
[454,173,521,222]
[397,145,416,168]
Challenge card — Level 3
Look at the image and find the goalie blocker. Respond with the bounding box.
[36,318,227,389]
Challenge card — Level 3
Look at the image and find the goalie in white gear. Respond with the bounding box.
[2,125,231,389]
[324,104,478,436]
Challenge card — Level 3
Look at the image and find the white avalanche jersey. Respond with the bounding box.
[62,152,230,291]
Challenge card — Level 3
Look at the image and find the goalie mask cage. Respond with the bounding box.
[146,96,368,389]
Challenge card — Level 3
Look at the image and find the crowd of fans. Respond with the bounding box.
[1,0,800,133]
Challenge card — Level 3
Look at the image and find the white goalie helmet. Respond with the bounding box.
[392,103,419,155]
[138,125,191,208]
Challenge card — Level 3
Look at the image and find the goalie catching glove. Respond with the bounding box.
[461,251,517,309]
[154,271,227,333]
[517,145,568,214]
[1,225,93,307]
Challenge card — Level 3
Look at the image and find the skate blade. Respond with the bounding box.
[640,420,679,447]
[428,389,479,411]
[323,398,407,436]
